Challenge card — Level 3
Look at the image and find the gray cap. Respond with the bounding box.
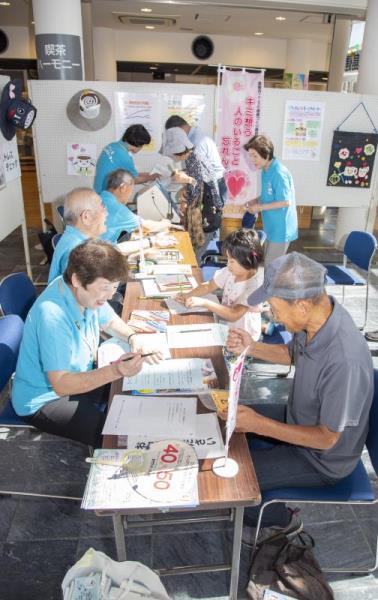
[248,252,327,305]
[162,127,194,156]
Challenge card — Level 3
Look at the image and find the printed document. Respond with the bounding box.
[127,413,225,460]
[167,323,228,348]
[122,358,211,391]
[102,394,197,437]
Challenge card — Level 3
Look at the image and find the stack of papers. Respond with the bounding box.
[134,263,192,279]
[167,323,229,349]
[122,358,216,392]
[165,294,220,315]
[82,441,199,510]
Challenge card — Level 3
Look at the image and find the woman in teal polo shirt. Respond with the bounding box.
[244,135,298,266]
[12,240,159,447]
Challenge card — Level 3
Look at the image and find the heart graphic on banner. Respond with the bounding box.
[225,170,247,198]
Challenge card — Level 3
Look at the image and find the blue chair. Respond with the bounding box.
[0,314,34,428]
[52,233,62,250]
[252,369,378,573]
[324,230,377,330]
[0,272,37,321]
[56,204,65,224]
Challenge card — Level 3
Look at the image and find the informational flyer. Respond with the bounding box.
[164,93,206,127]
[114,92,161,152]
[282,100,325,161]
[67,142,97,176]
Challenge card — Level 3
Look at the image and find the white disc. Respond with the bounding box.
[212,457,239,478]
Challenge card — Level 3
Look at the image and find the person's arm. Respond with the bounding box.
[141,218,171,233]
[175,279,218,304]
[102,315,162,364]
[135,173,161,184]
[48,354,144,397]
[227,327,291,365]
[224,405,341,451]
[186,297,249,323]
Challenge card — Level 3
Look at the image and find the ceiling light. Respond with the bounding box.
[141,7,152,12]
[149,66,158,70]
[254,32,264,36]
[31,21,35,24]
[275,16,286,21]
[0,2,11,6]
[145,25,155,30]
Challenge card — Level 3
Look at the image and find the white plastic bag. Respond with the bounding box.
[62,547,170,600]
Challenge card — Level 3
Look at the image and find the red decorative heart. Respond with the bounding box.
[356,147,362,154]
[225,170,246,198]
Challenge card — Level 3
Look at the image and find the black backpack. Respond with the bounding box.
[247,531,334,600]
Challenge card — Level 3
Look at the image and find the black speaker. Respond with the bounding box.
[0,30,9,54]
[191,35,214,60]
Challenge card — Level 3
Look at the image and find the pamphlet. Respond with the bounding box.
[127,309,170,334]
[82,441,199,510]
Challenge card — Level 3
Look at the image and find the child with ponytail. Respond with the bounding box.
[176,229,264,341]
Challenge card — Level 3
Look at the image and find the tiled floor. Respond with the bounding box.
[1,211,378,599]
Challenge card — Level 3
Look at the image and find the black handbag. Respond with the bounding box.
[201,181,222,233]
[247,531,334,600]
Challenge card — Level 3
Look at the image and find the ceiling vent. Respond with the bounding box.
[116,14,177,27]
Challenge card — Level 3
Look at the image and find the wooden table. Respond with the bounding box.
[101,240,260,599]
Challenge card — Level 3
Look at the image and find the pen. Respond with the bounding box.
[138,295,170,300]
[121,352,155,362]
[177,328,212,333]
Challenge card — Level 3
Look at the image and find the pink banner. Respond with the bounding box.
[218,70,264,217]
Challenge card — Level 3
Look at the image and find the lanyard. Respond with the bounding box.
[74,319,98,369]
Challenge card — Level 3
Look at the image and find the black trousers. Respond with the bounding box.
[23,384,110,447]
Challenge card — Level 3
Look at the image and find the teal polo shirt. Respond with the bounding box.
[100,190,140,244]
[12,277,115,417]
[48,225,88,284]
[94,141,138,194]
[260,158,298,243]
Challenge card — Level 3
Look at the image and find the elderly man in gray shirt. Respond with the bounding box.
[226,251,373,543]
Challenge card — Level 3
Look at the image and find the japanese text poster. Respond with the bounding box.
[327,131,378,188]
[217,70,264,217]
[282,101,325,160]
[1,139,21,183]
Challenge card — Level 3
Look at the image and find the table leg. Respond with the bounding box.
[229,507,244,600]
[112,514,126,561]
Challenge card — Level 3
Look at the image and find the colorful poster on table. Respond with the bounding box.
[67,143,97,176]
[163,93,206,127]
[282,101,325,161]
[1,138,21,183]
[114,92,161,153]
[217,70,264,217]
[326,131,378,188]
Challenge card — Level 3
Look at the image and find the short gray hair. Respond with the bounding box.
[64,188,101,225]
[106,169,134,191]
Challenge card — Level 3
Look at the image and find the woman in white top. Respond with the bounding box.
[176,229,263,340]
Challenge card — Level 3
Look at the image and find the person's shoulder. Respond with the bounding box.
[272,159,292,179]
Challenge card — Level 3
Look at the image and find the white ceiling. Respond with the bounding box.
[0,0,365,42]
